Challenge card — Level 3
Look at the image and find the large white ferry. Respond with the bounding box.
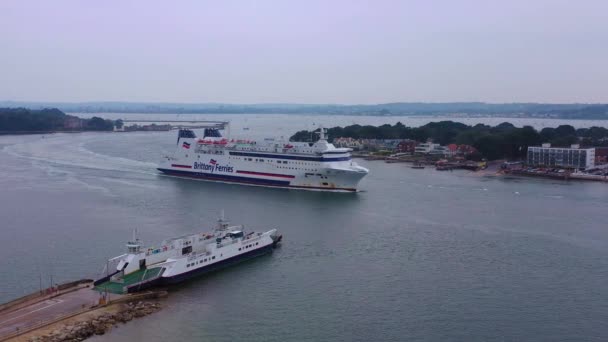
[94,216,282,294]
[157,123,369,191]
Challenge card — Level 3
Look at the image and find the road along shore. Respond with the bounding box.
[0,280,168,342]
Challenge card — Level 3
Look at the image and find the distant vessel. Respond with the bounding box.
[411,163,425,169]
[158,122,369,191]
[94,215,282,294]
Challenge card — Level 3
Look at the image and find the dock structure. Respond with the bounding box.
[121,119,229,130]
[0,279,169,341]
[0,281,106,341]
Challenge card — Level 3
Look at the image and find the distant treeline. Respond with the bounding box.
[290,121,608,160]
[2,101,608,119]
[0,108,116,133]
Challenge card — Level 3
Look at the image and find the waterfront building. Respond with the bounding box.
[333,137,362,149]
[446,144,478,156]
[414,142,448,156]
[396,140,417,153]
[595,147,608,165]
[526,143,595,170]
[446,144,459,156]
[377,139,401,150]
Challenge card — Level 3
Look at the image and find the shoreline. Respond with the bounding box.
[356,156,608,183]
[0,130,166,136]
[11,300,164,342]
[0,131,114,136]
[0,281,167,342]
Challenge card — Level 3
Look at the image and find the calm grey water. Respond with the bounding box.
[1,115,608,341]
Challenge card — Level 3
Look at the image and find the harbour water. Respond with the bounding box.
[1,115,608,341]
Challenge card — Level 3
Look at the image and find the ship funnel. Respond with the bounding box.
[177,129,197,145]
[203,128,223,138]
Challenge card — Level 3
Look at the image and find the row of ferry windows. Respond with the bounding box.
[278,166,318,171]
[229,156,319,166]
[186,155,321,172]
[197,150,224,155]
[186,255,216,268]
[239,242,259,251]
[235,157,320,171]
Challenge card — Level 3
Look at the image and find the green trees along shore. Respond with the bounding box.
[3,107,608,161]
[290,121,608,160]
[0,108,116,133]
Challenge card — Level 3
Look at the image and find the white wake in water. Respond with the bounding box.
[4,133,158,175]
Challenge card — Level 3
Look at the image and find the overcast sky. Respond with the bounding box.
[1,0,607,104]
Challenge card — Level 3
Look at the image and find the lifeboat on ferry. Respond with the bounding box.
[198,138,228,145]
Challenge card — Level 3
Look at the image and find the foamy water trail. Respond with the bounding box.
[4,133,157,175]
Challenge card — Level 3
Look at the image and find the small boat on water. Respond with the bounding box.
[94,215,282,294]
[411,163,425,169]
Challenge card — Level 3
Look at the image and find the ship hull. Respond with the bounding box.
[157,167,360,192]
[160,243,275,285]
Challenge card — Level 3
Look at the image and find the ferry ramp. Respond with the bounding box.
[94,267,164,294]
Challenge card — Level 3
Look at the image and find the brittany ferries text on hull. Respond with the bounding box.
[94,215,282,294]
[157,122,369,192]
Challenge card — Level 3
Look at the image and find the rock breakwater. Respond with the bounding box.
[27,301,161,342]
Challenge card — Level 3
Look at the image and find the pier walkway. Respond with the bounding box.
[0,285,120,340]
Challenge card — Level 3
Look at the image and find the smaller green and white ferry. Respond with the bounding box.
[94,215,282,294]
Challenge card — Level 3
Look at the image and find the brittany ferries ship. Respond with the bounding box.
[157,123,369,192]
[94,215,282,294]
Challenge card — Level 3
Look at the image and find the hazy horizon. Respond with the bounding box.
[1,100,607,106]
[2,0,607,104]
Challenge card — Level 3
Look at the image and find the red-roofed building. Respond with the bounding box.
[457,144,478,155]
[595,147,608,165]
[396,140,417,153]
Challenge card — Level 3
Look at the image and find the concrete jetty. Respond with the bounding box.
[0,280,165,341]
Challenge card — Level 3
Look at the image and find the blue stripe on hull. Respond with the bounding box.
[158,168,290,186]
[157,168,358,192]
[160,244,275,285]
